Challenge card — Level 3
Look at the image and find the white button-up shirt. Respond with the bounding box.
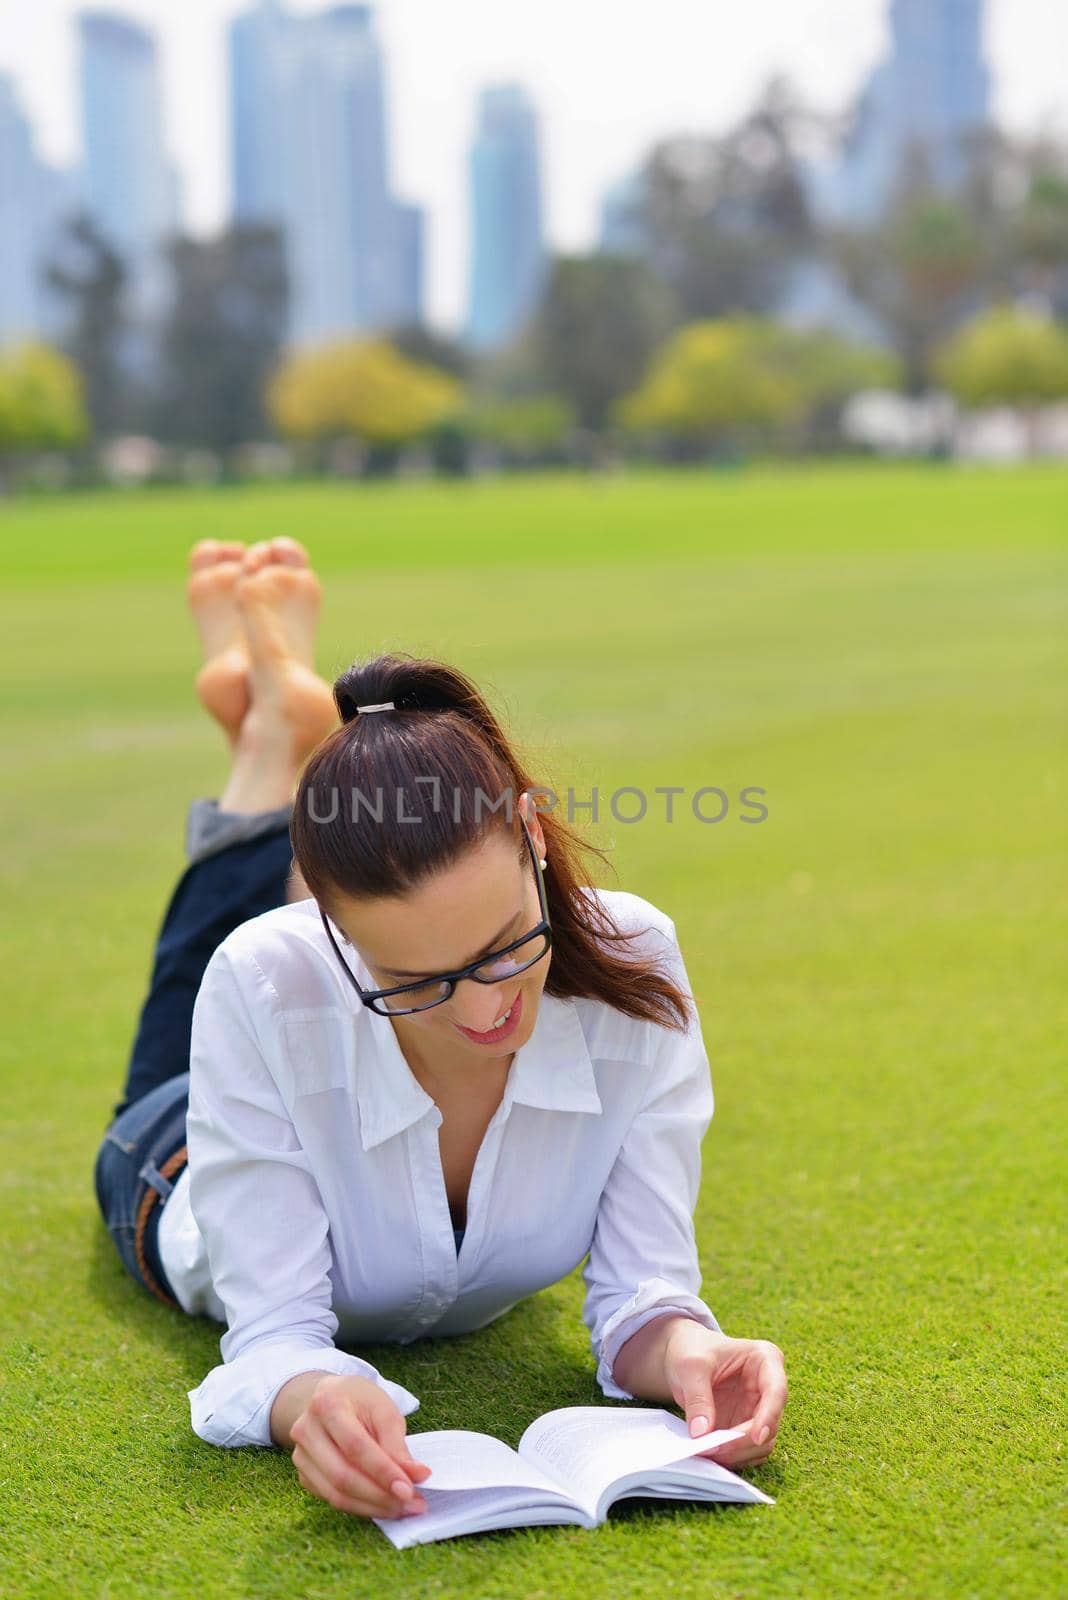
[158,887,721,1449]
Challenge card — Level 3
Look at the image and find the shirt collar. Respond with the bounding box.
[355,991,603,1152]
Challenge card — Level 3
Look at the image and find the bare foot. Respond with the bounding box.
[219,539,341,814]
[188,540,251,744]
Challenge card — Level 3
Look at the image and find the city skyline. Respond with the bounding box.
[1,0,1063,332]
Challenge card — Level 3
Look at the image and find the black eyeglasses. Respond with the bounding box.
[318,810,552,1017]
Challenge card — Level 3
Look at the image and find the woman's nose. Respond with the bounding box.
[452,986,516,1033]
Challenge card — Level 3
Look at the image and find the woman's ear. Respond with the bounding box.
[519,789,547,859]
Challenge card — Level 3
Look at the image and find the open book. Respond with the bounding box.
[373,1405,774,1548]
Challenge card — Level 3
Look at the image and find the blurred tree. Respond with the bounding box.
[389,324,473,380]
[1013,139,1068,317]
[266,339,464,457]
[518,254,681,429]
[0,341,89,484]
[617,316,897,454]
[464,394,575,461]
[776,324,902,449]
[618,318,802,449]
[628,77,821,321]
[932,303,1068,451]
[832,180,985,391]
[44,212,127,438]
[828,126,1068,389]
[155,224,289,457]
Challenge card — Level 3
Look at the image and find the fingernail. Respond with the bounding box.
[755,1425,769,1446]
[689,1415,710,1436]
[390,1476,413,1499]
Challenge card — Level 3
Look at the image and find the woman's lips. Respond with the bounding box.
[455,990,523,1044]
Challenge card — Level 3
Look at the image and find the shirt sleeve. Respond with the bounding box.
[183,942,421,1448]
[580,916,722,1400]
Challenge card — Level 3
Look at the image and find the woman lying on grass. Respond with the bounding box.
[94,536,788,1523]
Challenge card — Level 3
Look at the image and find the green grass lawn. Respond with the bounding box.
[1,465,1064,1598]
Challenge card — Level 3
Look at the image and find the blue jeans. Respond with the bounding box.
[93,799,295,1307]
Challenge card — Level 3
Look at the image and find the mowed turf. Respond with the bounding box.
[0,465,1064,1599]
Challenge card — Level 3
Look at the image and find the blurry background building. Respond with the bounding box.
[814,0,991,223]
[77,9,181,319]
[598,169,646,258]
[228,0,424,341]
[465,83,546,351]
[0,74,75,344]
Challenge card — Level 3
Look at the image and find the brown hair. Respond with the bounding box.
[289,652,693,1032]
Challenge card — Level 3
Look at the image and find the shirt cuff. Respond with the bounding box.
[595,1275,722,1400]
[188,1342,421,1448]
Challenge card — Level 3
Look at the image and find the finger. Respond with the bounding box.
[302,1408,418,1504]
[699,1438,771,1468]
[751,1350,789,1447]
[673,1356,717,1438]
[700,1423,777,1468]
[294,1433,428,1516]
[294,1444,426,1519]
[295,1421,409,1516]
[363,1384,433,1483]
[312,1393,422,1501]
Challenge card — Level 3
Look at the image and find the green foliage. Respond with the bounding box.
[932,303,1068,409]
[832,192,985,389]
[155,224,289,452]
[0,340,89,456]
[266,338,465,446]
[521,254,681,428]
[464,393,575,453]
[44,211,131,438]
[1014,152,1068,311]
[617,317,898,442]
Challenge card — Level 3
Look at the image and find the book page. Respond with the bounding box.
[518,1406,751,1520]
[373,1485,591,1549]
[401,1428,580,1497]
[616,1454,774,1507]
[371,1429,589,1548]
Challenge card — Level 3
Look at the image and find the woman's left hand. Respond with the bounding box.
[662,1322,788,1466]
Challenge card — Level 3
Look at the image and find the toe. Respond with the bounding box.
[241,540,275,574]
[189,539,223,570]
[268,538,310,568]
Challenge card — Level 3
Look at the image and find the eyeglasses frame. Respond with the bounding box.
[317,807,552,1017]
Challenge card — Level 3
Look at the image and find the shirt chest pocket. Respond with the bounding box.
[280,1010,356,1099]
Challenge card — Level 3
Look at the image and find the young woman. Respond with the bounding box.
[94,536,787,1525]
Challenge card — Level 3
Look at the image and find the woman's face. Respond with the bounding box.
[328,805,551,1070]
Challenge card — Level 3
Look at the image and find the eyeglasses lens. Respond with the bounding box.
[373,931,550,1016]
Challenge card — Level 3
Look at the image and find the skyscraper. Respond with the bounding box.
[387,201,425,330]
[821,0,991,223]
[0,74,77,347]
[465,84,545,351]
[228,0,424,341]
[230,0,290,228]
[77,10,180,317]
[598,168,645,257]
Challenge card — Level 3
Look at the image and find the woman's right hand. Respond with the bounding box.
[285,1373,433,1519]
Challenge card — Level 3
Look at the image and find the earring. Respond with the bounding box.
[539,857,547,869]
